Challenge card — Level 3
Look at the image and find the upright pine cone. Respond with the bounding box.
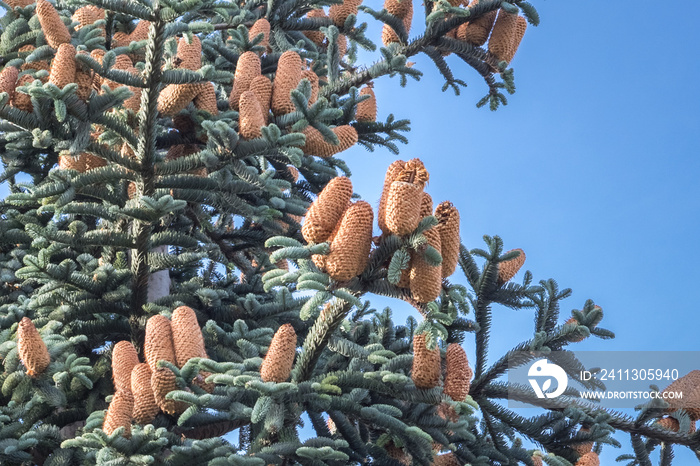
[378,160,406,234]
[337,34,348,59]
[112,341,140,393]
[574,452,599,466]
[157,82,202,116]
[48,43,76,89]
[433,453,460,466]
[444,343,471,401]
[260,324,297,383]
[505,15,528,64]
[661,370,700,420]
[572,427,593,456]
[271,51,302,116]
[176,36,202,71]
[239,90,265,140]
[488,10,526,65]
[302,176,353,243]
[151,366,187,415]
[356,85,377,122]
[324,201,374,281]
[385,159,429,236]
[435,202,460,278]
[0,66,18,100]
[36,0,72,49]
[249,75,272,122]
[655,417,697,433]
[230,51,261,111]
[17,317,50,377]
[457,1,497,46]
[193,82,218,115]
[497,248,526,285]
[75,56,94,101]
[411,333,440,389]
[144,315,177,373]
[171,306,208,368]
[301,69,319,106]
[409,226,442,303]
[249,18,270,50]
[6,0,34,7]
[12,75,34,112]
[385,0,412,17]
[72,5,105,30]
[303,9,327,46]
[131,363,159,425]
[103,390,134,437]
[329,0,363,27]
[300,125,358,158]
[381,0,413,46]
[421,192,434,217]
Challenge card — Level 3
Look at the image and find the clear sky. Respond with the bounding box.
[2,0,699,462]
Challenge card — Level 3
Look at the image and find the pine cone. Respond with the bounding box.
[72,5,104,30]
[300,125,358,158]
[303,9,327,46]
[302,176,353,243]
[193,82,218,115]
[356,85,376,122]
[410,226,442,303]
[386,441,411,465]
[337,34,348,59]
[301,69,319,106]
[574,452,599,466]
[144,315,177,373]
[421,192,433,217]
[384,0,412,18]
[58,153,87,172]
[48,43,76,89]
[157,83,203,116]
[6,0,34,7]
[112,340,140,393]
[326,417,336,434]
[103,390,134,437]
[506,15,528,64]
[75,59,93,102]
[122,67,142,112]
[531,456,543,466]
[249,18,270,50]
[151,366,188,415]
[412,333,440,389]
[131,363,159,424]
[176,36,201,71]
[433,453,460,466]
[488,10,526,65]
[17,317,50,377]
[171,306,208,368]
[0,66,19,100]
[239,90,265,140]
[230,51,261,111]
[385,181,423,236]
[661,370,700,420]
[329,0,363,27]
[444,343,471,401]
[271,50,302,116]
[571,427,594,456]
[457,1,497,46]
[325,201,374,281]
[378,160,406,234]
[36,0,72,49]
[382,1,413,46]
[103,54,134,91]
[113,20,150,48]
[90,49,105,90]
[655,417,696,433]
[249,75,272,122]
[435,201,460,278]
[497,248,525,285]
[11,74,34,112]
[260,323,297,383]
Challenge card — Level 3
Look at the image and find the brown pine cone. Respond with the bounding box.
[329,0,363,27]
[112,340,140,393]
[11,74,34,112]
[193,82,218,115]
[497,248,525,285]
[150,366,188,415]
[17,317,50,377]
[0,66,19,100]
[661,370,700,420]
[176,36,202,71]
[260,323,297,383]
[409,226,443,303]
[157,83,203,116]
[382,1,413,46]
[303,9,327,46]
[435,201,460,278]
[488,10,526,65]
[49,43,76,89]
[249,75,272,122]
[301,69,319,106]
[249,18,270,51]
[300,125,358,158]
[457,1,497,46]
[411,333,440,389]
[36,0,71,49]
[171,306,208,368]
[271,50,302,116]
[239,90,265,140]
[432,453,461,466]
[302,176,353,243]
[444,343,471,401]
[230,51,261,111]
[324,201,374,281]
[144,315,177,373]
[72,5,105,30]
[356,85,377,122]
[385,181,423,236]
[378,160,406,234]
[131,363,159,425]
[103,390,134,437]
[574,452,599,466]
[384,0,412,17]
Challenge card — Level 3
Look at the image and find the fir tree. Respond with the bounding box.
[0,0,695,465]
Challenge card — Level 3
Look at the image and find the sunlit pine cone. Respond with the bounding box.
[324,201,374,281]
[303,9,327,47]
[48,43,76,89]
[165,143,205,177]
[260,323,297,383]
[0,66,19,101]
[497,248,526,285]
[230,51,261,111]
[6,0,34,7]
[103,390,134,437]
[384,0,412,17]
[356,85,376,122]
[144,315,177,373]
[112,340,140,393]
[249,75,272,122]
[384,158,429,234]
[488,10,526,65]
[302,176,353,243]
[36,0,72,49]
[19,45,50,76]
[312,218,342,271]
[17,317,50,377]
[301,69,319,106]
[661,370,700,420]
[157,83,202,116]
[329,0,363,27]
[131,363,159,424]
[72,5,104,31]
[271,50,302,116]
[457,0,497,46]
[123,66,142,112]
[409,226,442,303]
[11,74,34,112]
[505,15,528,64]
[378,160,406,234]
[176,36,201,71]
[574,452,599,466]
[171,306,208,368]
[411,333,440,389]
[193,82,218,115]
[300,125,358,158]
[420,192,433,217]
[382,1,413,46]
[150,366,188,415]
[239,90,265,139]
[444,343,471,401]
[435,201,460,278]
[113,20,150,48]
[432,453,460,466]
[249,18,270,51]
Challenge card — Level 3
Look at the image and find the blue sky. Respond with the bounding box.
[2,0,700,462]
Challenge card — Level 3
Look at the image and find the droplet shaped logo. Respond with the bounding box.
[528,359,568,399]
